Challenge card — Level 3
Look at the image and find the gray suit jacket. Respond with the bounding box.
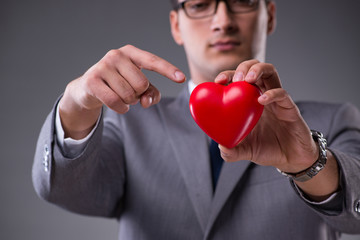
[33,85,360,240]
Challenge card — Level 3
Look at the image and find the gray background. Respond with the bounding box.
[1,0,360,239]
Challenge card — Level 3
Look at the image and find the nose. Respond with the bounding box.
[211,1,238,33]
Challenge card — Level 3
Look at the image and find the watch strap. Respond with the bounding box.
[277,130,328,182]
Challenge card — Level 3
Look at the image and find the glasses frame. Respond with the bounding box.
[176,0,262,19]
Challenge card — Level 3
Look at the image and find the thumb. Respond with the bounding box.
[219,144,250,162]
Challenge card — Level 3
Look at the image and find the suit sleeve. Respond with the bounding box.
[32,98,126,218]
[293,102,360,233]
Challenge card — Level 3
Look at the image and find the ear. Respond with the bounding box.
[266,1,277,35]
[170,10,184,45]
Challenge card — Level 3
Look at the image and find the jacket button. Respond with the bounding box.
[355,200,360,213]
[43,144,50,172]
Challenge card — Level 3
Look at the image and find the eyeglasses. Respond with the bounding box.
[176,0,261,19]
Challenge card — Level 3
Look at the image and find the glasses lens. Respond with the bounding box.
[182,0,260,18]
[184,0,216,18]
[228,0,259,13]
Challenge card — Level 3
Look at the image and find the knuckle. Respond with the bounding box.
[145,54,160,71]
[122,89,137,104]
[238,60,257,71]
[119,44,136,55]
[133,78,150,93]
[148,54,159,63]
[95,61,109,73]
[103,94,125,112]
[106,49,118,57]
[105,49,123,61]
[266,62,274,68]
[122,44,134,50]
[83,73,101,90]
[243,59,259,66]
[106,98,120,109]
[250,59,260,65]
[264,63,276,71]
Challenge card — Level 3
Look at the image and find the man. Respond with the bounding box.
[32,0,360,239]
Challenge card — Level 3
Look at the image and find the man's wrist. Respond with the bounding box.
[293,150,340,202]
[55,101,101,158]
[277,130,327,182]
[59,95,101,139]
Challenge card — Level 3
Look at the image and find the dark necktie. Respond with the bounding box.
[209,139,224,189]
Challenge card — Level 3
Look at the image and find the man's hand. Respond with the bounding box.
[59,45,186,139]
[215,60,339,201]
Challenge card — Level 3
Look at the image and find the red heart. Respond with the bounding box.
[189,81,264,148]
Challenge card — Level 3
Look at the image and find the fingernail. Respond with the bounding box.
[215,73,227,82]
[148,96,153,105]
[259,94,268,102]
[218,145,229,156]
[233,72,244,82]
[174,71,185,81]
[245,71,256,81]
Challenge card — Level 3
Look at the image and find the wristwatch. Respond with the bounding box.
[277,130,328,182]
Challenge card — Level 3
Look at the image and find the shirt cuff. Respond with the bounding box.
[55,102,100,158]
[291,180,343,215]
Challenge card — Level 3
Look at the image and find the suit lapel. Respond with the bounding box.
[159,84,253,234]
[205,160,252,236]
[158,86,213,232]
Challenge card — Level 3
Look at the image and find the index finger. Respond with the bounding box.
[242,61,282,90]
[121,45,186,83]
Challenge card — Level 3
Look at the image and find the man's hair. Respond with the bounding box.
[170,0,271,10]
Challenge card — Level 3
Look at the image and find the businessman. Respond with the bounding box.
[33,0,360,239]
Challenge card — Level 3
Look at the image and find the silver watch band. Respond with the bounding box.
[277,130,328,182]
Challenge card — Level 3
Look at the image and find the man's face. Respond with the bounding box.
[170,0,276,83]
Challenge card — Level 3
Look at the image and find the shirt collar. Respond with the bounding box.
[188,79,197,95]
